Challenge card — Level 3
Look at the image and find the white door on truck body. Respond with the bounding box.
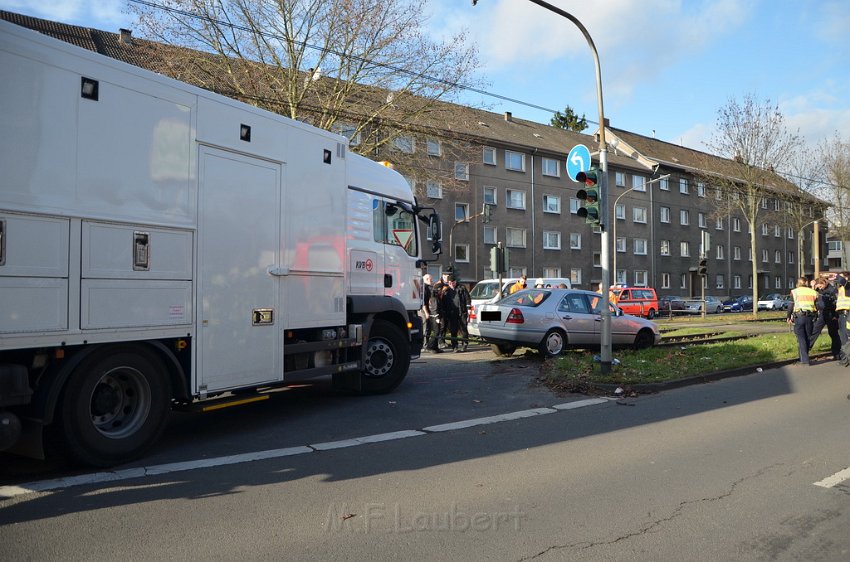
[197,147,282,392]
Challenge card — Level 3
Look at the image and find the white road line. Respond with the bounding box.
[0,399,610,500]
[422,407,557,432]
[813,466,850,488]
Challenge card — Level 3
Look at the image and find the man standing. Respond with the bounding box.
[421,274,440,353]
[449,277,471,352]
[788,277,818,365]
[810,275,841,360]
[835,272,850,363]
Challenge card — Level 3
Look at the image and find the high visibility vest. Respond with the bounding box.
[836,286,850,312]
[791,287,817,312]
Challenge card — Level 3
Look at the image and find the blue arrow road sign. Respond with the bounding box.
[567,144,591,182]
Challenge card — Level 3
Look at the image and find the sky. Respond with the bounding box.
[3,0,849,156]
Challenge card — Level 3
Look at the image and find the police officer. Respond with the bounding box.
[810,275,841,360]
[835,272,850,363]
[787,277,818,365]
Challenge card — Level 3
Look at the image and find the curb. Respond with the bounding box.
[590,352,835,394]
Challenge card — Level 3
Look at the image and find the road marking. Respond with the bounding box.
[0,399,610,500]
[813,466,850,488]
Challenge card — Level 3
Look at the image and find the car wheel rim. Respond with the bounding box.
[89,366,152,440]
[546,333,564,355]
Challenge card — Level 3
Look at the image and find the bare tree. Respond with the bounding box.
[781,142,829,277]
[815,133,850,267]
[129,0,481,157]
[701,93,802,317]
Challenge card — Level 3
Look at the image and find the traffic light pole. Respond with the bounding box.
[476,0,612,372]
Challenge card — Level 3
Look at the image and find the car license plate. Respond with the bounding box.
[481,310,501,321]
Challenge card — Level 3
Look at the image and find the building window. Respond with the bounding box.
[455,244,469,262]
[761,223,769,236]
[788,228,794,239]
[716,244,725,259]
[615,204,626,220]
[715,217,724,230]
[543,194,561,213]
[680,209,689,225]
[542,157,559,177]
[787,251,794,264]
[570,268,582,285]
[680,273,688,289]
[593,252,601,267]
[660,206,670,223]
[483,186,496,205]
[393,135,414,153]
[661,272,671,289]
[697,182,706,197]
[733,217,741,232]
[615,269,627,284]
[775,276,782,289]
[634,239,647,255]
[660,176,669,191]
[616,237,626,253]
[698,212,707,228]
[505,150,525,172]
[483,147,496,165]
[775,250,782,263]
[508,266,526,278]
[761,197,768,209]
[506,189,526,209]
[680,241,690,257]
[455,203,469,221]
[543,231,561,250]
[483,225,496,244]
[762,249,769,263]
[733,275,742,289]
[679,178,689,194]
[543,267,561,278]
[332,122,361,146]
[570,233,582,250]
[660,240,670,256]
[788,277,795,289]
[774,225,781,238]
[633,207,647,223]
[716,274,725,289]
[615,172,626,187]
[426,181,443,199]
[454,162,469,181]
[634,270,648,286]
[733,246,741,260]
[506,227,526,248]
[633,175,646,192]
[426,138,441,156]
[570,198,580,214]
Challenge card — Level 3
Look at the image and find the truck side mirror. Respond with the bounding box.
[429,214,442,242]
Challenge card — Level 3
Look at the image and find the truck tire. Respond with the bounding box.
[361,319,410,394]
[58,346,171,467]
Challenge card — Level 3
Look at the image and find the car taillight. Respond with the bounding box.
[506,308,524,324]
[468,305,477,321]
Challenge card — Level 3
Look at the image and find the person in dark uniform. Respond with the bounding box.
[421,274,440,353]
[787,277,818,365]
[809,275,841,360]
[833,272,850,363]
[439,277,459,351]
[449,277,471,352]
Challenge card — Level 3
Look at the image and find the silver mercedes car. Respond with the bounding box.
[468,288,662,357]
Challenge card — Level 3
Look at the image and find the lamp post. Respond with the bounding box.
[798,219,820,279]
[611,174,670,281]
[474,0,613,372]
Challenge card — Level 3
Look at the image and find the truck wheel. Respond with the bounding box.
[490,343,516,357]
[538,329,566,357]
[361,319,410,394]
[58,346,171,467]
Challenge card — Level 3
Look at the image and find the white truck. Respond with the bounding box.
[0,20,441,466]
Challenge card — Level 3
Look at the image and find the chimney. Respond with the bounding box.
[504,111,512,122]
[119,28,132,45]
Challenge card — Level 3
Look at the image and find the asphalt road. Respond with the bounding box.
[2,336,850,561]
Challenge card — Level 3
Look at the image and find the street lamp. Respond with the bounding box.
[611,174,670,281]
[474,0,613,372]
[798,219,820,279]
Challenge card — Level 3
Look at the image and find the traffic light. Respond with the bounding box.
[482,203,493,224]
[490,246,507,274]
[576,167,601,226]
[698,257,707,276]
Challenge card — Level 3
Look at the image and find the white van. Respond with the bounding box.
[468,277,572,320]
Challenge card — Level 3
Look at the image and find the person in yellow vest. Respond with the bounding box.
[835,272,850,364]
[509,274,527,294]
[787,277,818,365]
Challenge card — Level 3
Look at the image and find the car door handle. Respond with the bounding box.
[561,315,572,320]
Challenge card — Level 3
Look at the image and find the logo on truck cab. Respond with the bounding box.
[355,258,374,271]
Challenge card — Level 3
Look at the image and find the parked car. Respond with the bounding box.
[468,288,661,357]
[658,295,687,313]
[757,293,785,310]
[779,294,793,310]
[610,286,659,319]
[722,295,754,312]
[684,296,724,314]
[468,277,572,322]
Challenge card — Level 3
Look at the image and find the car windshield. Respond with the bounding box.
[469,282,500,299]
[500,289,550,307]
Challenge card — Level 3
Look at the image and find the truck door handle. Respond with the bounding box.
[384,274,393,288]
